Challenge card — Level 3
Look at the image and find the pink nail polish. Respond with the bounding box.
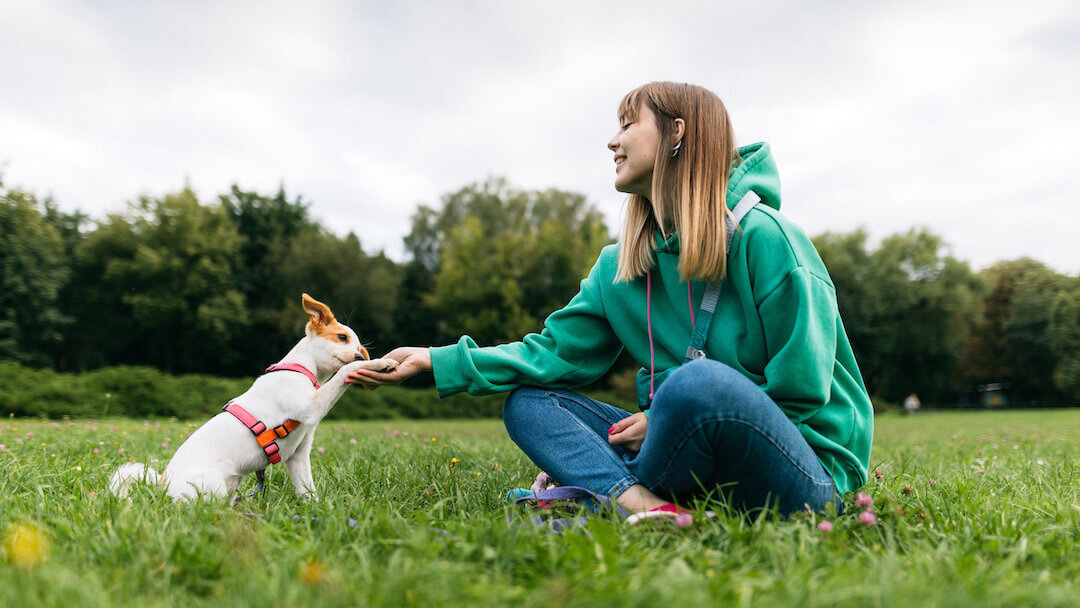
[608,425,616,434]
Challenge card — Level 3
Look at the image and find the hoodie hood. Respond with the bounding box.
[656,141,781,254]
[728,142,781,212]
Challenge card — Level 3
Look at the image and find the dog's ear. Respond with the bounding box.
[301,293,335,329]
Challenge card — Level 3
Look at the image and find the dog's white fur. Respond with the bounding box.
[108,293,396,501]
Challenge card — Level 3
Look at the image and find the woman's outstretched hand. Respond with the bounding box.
[608,412,648,453]
[346,346,432,389]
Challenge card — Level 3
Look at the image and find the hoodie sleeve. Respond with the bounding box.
[430,258,623,398]
[756,265,841,422]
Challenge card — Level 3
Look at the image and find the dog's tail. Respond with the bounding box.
[108,462,160,498]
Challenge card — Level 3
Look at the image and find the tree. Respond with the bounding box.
[959,259,1071,404]
[816,228,984,404]
[1050,284,1080,401]
[219,185,315,368]
[68,188,248,373]
[0,180,71,366]
[405,179,611,346]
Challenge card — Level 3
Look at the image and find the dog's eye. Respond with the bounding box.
[337,334,348,342]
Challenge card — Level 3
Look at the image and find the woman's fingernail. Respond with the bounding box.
[608,425,616,434]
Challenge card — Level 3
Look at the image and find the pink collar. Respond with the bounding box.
[265,363,320,389]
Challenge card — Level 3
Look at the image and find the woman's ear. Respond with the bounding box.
[673,117,686,145]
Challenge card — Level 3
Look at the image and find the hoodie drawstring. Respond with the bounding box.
[646,270,655,402]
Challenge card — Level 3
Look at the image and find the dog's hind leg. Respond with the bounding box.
[166,470,232,501]
[284,429,318,499]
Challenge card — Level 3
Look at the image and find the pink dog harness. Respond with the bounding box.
[222,363,318,464]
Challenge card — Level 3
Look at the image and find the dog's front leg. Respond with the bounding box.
[291,358,398,426]
[284,429,318,499]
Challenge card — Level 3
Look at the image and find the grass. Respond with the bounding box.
[2,409,1080,607]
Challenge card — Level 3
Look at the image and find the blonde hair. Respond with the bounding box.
[614,82,738,283]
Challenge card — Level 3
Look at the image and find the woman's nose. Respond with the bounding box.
[607,133,618,151]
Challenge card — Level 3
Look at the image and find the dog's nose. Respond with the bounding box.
[356,345,370,361]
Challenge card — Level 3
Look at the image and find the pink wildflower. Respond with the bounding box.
[161,443,168,449]
[349,438,357,445]
[675,513,693,528]
[91,448,99,455]
[874,467,883,479]
[859,510,877,526]
[317,446,325,454]
[817,520,833,533]
[0,444,5,450]
[26,432,33,438]
[855,492,873,507]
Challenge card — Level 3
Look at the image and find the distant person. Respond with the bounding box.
[904,393,921,414]
[349,82,873,519]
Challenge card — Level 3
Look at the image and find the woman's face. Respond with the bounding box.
[608,102,662,198]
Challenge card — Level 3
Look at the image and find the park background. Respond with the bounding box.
[2,173,1079,418]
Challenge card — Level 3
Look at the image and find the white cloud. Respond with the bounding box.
[1,0,1077,273]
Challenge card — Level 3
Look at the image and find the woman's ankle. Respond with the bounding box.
[616,484,670,512]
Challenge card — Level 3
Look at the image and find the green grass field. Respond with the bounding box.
[3,409,1080,607]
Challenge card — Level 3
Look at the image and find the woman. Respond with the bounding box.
[349,82,873,519]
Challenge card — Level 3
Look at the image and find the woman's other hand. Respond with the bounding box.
[346,346,432,388]
[608,412,648,453]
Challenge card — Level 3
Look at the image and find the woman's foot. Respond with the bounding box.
[615,483,669,512]
[626,503,696,526]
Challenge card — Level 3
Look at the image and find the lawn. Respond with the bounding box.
[3,409,1080,607]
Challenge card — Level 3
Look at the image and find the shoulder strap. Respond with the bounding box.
[684,191,760,361]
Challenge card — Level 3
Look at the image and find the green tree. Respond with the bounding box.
[959,259,1071,404]
[1050,284,1080,401]
[219,185,315,368]
[817,228,983,404]
[406,179,610,346]
[68,188,248,373]
[0,180,72,366]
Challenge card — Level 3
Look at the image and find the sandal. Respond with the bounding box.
[626,503,714,526]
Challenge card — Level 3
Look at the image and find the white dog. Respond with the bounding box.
[109,293,396,501]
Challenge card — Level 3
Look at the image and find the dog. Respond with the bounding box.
[108,293,397,501]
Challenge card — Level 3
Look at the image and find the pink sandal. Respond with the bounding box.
[626,503,713,526]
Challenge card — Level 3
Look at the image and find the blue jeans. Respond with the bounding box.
[502,359,839,516]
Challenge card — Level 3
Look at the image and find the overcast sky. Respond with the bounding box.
[2,0,1078,275]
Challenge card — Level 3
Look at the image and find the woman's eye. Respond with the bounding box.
[621,123,631,130]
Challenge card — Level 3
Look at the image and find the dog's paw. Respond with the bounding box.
[366,357,398,374]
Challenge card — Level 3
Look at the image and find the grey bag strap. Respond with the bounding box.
[685,190,760,360]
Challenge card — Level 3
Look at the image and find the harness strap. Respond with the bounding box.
[222,402,301,465]
[684,190,761,361]
[265,363,320,388]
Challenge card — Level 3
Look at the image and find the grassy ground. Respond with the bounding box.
[2,409,1080,607]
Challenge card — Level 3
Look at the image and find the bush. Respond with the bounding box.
[0,362,504,419]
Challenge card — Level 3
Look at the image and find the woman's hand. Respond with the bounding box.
[608,412,648,453]
[346,346,432,389]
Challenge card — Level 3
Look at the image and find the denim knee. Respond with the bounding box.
[502,387,547,438]
[657,359,765,417]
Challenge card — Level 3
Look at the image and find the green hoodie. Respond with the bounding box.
[430,142,873,495]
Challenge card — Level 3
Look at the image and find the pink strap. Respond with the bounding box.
[222,402,290,464]
[647,271,655,401]
[265,363,320,389]
[223,402,264,434]
[688,282,695,327]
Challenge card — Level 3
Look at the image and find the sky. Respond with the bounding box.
[2,0,1079,275]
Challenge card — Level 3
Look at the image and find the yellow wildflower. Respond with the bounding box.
[3,522,51,567]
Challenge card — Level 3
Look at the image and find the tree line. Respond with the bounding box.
[2,175,1078,407]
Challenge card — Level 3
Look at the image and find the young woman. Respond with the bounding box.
[349,82,873,519]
